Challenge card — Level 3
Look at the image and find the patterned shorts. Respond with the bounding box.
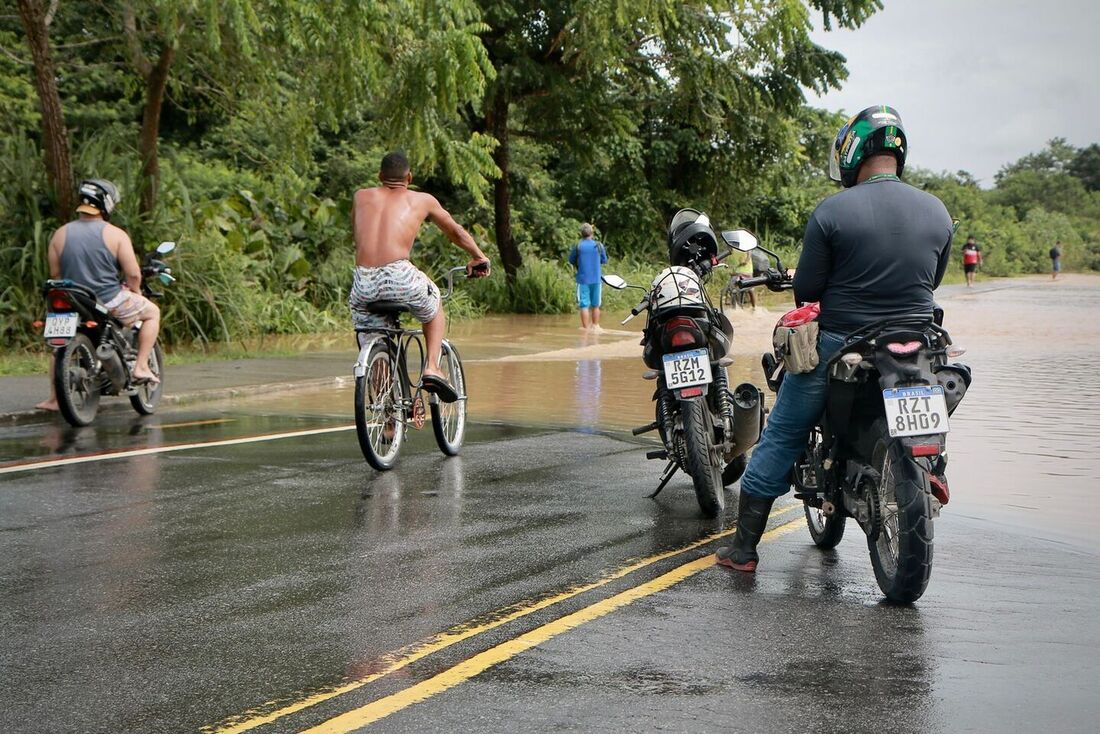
[104,288,156,326]
[348,259,441,331]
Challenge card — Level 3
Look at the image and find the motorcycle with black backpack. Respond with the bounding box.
[601,209,765,517]
[739,239,972,602]
[40,241,177,427]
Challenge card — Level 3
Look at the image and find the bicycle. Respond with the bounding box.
[352,265,478,470]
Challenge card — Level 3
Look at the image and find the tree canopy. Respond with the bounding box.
[1,0,1097,351]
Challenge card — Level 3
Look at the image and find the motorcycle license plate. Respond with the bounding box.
[43,312,78,339]
[662,348,712,389]
[883,386,950,437]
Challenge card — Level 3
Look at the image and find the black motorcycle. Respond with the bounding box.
[601,210,765,517]
[41,241,177,426]
[739,241,971,602]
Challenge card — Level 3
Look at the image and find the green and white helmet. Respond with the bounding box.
[829,105,907,188]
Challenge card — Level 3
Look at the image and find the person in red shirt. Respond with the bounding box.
[961,235,982,287]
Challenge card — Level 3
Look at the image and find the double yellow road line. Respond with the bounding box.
[208,505,805,734]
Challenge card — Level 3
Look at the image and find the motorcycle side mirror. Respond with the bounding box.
[156,241,176,254]
[602,274,628,290]
[721,229,758,252]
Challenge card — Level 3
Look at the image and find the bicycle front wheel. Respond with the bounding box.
[355,341,408,470]
[430,341,467,456]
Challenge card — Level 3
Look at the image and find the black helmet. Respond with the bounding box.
[667,208,718,266]
[76,179,121,219]
[829,105,907,188]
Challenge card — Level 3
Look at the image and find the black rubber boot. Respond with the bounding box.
[715,494,775,572]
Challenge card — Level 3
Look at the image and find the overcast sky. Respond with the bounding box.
[808,0,1100,185]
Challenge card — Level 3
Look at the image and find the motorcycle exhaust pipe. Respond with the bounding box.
[730,382,763,455]
[96,344,128,391]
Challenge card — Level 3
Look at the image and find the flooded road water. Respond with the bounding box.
[240,274,1100,551]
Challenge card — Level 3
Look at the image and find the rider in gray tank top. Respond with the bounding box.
[59,219,122,303]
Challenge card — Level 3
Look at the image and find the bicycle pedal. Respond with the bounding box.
[412,396,426,429]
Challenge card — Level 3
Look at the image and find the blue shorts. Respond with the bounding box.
[1052,259,1061,272]
[577,282,602,309]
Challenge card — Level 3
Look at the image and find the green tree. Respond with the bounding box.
[14,0,74,217]
[473,0,881,278]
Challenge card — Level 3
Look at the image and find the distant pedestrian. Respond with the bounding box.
[1050,241,1063,280]
[568,223,608,331]
[732,251,758,310]
[961,235,982,287]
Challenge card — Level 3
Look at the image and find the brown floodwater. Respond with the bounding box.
[240,275,1100,550]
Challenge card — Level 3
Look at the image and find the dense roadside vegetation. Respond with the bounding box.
[3,1,1098,355]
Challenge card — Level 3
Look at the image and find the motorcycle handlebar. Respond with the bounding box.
[735,271,793,292]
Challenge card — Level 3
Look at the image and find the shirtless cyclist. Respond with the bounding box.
[349,151,490,402]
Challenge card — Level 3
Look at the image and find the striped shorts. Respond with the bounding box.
[104,287,156,326]
[348,259,441,331]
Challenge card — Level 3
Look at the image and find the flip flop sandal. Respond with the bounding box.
[421,374,458,403]
[132,375,161,387]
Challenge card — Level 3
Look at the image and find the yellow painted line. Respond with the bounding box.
[302,517,805,734]
[0,425,355,476]
[157,418,236,429]
[206,503,802,734]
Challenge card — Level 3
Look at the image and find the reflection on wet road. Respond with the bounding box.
[2,276,1099,733]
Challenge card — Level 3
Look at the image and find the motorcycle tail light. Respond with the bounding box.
[911,444,941,457]
[48,292,73,311]
[679,386,704,398]
[665,317,701,348]
[670,330,696,347]
[886,340,922,355]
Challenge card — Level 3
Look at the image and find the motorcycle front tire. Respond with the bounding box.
[129,341,165,415]
[681,399,725,518]
[867,422,934,603]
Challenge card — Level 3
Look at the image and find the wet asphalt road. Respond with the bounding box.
[2,411,1098,733]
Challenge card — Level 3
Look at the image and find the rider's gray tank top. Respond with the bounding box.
[59,219,122,303]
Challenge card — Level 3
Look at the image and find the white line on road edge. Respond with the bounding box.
[0,425,355,477]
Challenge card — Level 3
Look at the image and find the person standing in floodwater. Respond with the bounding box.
[962,235,982,287]
[568,223,608,331]
[1050,241,1063,280]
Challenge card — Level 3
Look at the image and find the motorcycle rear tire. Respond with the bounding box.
[54,333,100,427]
[867,423,934,603]
[681,399,724,518]
[129,341,165,415]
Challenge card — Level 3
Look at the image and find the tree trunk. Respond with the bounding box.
[138,45,175,217]
[489,92,522,281]
[17,0,74,219]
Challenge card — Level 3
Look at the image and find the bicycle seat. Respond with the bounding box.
[366,300,412,315]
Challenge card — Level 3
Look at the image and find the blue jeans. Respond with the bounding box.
[740,330,846,499]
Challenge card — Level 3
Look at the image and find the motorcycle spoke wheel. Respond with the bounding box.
[355,344,407,470]
[430,342,466,456]
[867,424,934,603]
[130,340,164,415]
[54,334,100,427]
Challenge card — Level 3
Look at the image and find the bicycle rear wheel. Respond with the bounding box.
[355,341,408,470]
[430,341,466,456]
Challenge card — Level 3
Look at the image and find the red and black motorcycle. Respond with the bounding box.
[40,241,176,427]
